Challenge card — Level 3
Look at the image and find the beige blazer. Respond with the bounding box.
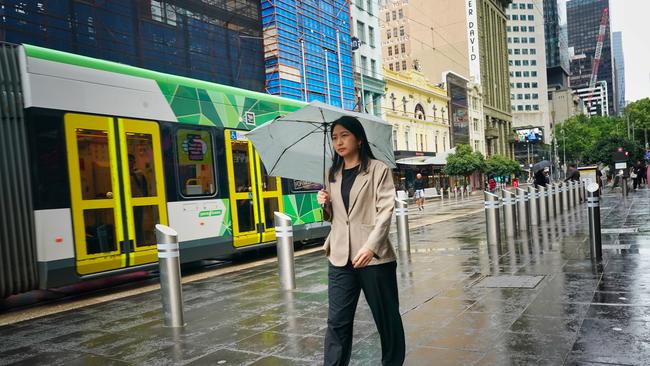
[323,159,397,267]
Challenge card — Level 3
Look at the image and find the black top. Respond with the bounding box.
[414,178,424,190]
[341,166,359,213]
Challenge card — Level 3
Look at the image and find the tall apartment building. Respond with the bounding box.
[380,0,513,157]
[351,0,385,116]
[506,1,551,140]
[612,31,625,114]
[0,0,266,90]
[567,0,615,116]
[262,0,355,109]
[543,0,570,90]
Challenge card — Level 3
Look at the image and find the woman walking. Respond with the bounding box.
[318,116,405,366]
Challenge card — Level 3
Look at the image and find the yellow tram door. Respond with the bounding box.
[117,118,168,266]
[255,155,284,243]
[225,130,262,247]
[65,114,126,275]
[65,114,167,275]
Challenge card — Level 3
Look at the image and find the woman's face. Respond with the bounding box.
[332,124,360,159]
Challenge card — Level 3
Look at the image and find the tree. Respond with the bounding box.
[444,144,485,181]
[624,98,650,146]
[585,135,644,167]
[484,155,520,177]
[555,114,626,164]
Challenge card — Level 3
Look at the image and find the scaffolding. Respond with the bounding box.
[261,0,355,110]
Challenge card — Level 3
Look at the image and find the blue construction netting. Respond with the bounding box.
[262,0,355,110]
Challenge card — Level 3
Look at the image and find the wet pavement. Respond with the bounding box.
[1,188,650,365]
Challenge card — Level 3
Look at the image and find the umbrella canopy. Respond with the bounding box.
[532,160,551,172]
[246,101,395,184]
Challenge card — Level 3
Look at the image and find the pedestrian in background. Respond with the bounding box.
[414,173,425,211]
[318,116,405,366]
[564,163,580,182]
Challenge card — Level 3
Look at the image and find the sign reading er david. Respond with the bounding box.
[466,0,481,84]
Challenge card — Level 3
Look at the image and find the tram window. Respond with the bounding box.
[291,180,323,193]
[76,129,113,200]
[176,129,216,197]
[126,132,157,197]
[232,141,252,193]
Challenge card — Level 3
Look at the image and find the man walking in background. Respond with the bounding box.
[414,173,425,211]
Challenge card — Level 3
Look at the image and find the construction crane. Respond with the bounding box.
[585,7,609,109]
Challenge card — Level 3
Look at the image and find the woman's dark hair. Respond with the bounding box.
[328,116,376,182]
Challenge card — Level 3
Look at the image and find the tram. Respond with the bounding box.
[0,43,329,297]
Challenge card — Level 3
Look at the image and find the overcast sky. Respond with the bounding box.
[609,0,650,102]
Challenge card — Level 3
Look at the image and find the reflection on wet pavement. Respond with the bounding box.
[1,190,650,365]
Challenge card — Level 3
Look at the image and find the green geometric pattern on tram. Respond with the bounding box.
[218,199,233,237]
[157,81,302,130]
[283,194,323,225]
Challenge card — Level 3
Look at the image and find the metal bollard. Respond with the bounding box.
[454,187,458,199]
[484,191,501,245]
[516,187,529,232]
[546,184,555,219]
[554,183,563,216]
[574,181,580,206]
[568,181,575,209]
[395,199,410,252]
[622,178,628,197]
[562,182,569,212]
[586,188,602,262]
[275,212,296,290]
[528,186,540,226]
[502,189,517,237]
[539,186,548,222]
[155,224,185,328]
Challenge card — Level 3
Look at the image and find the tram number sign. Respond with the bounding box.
[245,112,256,126]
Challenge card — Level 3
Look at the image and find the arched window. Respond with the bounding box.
[414,103,426,120]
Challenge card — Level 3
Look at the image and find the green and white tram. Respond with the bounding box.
[0,43,328,297]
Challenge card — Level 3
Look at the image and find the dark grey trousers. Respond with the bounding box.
[324,261,405,366]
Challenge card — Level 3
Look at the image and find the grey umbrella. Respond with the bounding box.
[532,160,552,172]
[246,101,395,184]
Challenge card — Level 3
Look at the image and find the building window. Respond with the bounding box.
[517,105,523,111]
[404,129,409,150]
[515,71,522,77]
[401,43,406,53]
[361,56,368,75]
[521,27,527,33]
[513,26,519,32]
[527,4,534,9]
[395,62,400,71]
[391,93,396,110]
[393,28,398,37]
[523,71,530,77]
[516,82,522,88]
[415,103,426,120]
[521,38,528,44]
[522,60,529,66]
[357,21,366,43]
[402,96,407,114]
[356,0,363,9]
[515,60,521,66]
[394,45,399,54]
[514,38,520,44]
[525,105,532,111]
[399,26,405,36]
[508,37,512,43]
[388,47,393,56]
[524,82,530,88]
[525,94,531,100]
[507,26,511,32]
[529,26,535,32]
[389,63,394,71]
[398,9,403,18]
[532,82,538,88]
[522,49,529,54]
[402,60,407,70]
[371,59,376,77]
[368,26,375,47]
[386,12,390,22]
[531,60,537,66]
[532,93,539,99]
[387,29,391,39]
[531,71,537,77]
[533,104,539,110]
[530,48,536,55]
[512,15,518,20]
[367,0,372,14]
[420,134,424,151]
[393,129,398,150]
[517,94,523,100]
[514,49,521,55]
[508,49,513,55]
[392,10,396,20]
[529,37,535,43]
[519,3,526,9]
[509,60,513,66]
[528,15,534,21]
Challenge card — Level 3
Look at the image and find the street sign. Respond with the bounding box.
[615,162,627,169]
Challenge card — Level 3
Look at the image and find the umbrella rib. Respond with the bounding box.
[268,124,326,175]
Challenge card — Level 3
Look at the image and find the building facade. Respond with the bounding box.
[351,0,385,116]
[476,0,515,158]
[262,0,355,109]
[549,88,587,126]
[1,0,266,90]
[380,0,512,158]
[506,0,551,141]
[384,69,450,155]
[567,0,615,116]
[543,0,570,90]
[468,81,487,155]
[574,81,609,116]
[612,31,625,114]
